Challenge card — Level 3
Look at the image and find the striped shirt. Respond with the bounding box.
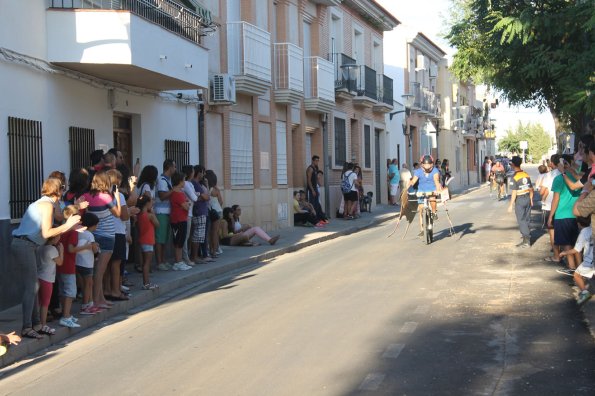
[83,192,117,237]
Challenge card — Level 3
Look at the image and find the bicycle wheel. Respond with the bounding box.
[423,208,433,244]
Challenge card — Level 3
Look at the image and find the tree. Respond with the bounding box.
[446,0,595,136]
[497,122,552,161]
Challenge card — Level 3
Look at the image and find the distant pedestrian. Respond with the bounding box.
[388,159,400,205]
[508,156,533,248]
[306,155,326,226]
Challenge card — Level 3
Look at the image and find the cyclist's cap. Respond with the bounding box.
[511,156,522,167]
[420,154,434,165]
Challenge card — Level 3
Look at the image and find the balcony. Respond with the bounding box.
[47,0,213,90]
[227,22,272,96]
[303,57,335,114]
[353,65,378,108]
[373,74,393,113]
[331,53,357,101]
[273,43,304,104]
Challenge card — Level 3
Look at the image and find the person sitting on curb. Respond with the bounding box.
[559,216,593,306]
[231,205,280,245]
[293,191,317,227]
[298,190,324,227]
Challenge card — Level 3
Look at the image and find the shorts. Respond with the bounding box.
[192,215,207,243]
[141,244,154,252]
[390,183,400,196]
[553,218,579,246]
[110,233,127,261]
[76,265,93,278]
[576,262,595,279]
[155,214,171,244]
[542,210,552,229]
[58,273,77,298]
[38,279,53,308]
[171,221,187,248]
[343,190,358,202]
[94,234,115,252]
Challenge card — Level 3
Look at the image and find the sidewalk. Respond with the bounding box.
[0,183,482,368]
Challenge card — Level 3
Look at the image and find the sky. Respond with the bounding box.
[376,0,556,139]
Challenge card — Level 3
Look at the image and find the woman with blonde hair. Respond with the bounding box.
[11,178,81,339]
[82,171,121,310]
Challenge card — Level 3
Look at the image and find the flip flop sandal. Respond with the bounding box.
[544,257,560,263]
[22,328,43,339]
[38,325,56,336]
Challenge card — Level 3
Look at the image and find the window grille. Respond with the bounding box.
[364,124,371,168]
[334,117,346,167]
[276,121,287,185]
[8,116,44,220]
[230,112,254,186]
[69,126,95,171]
[164,139,190,168]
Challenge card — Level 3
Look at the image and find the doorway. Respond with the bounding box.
[113,114,132,170]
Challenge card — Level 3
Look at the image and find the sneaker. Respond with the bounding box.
[303,221,314,227]
[142,283,159,290]
[157,263,170,271]
[120,285,130,292]
[556,268,575,276]
[217,247,223,255]
[578,290,592,306]
[59,316,81,328]
[315,221,326,227]
[185,260,196,267]
[70,316,79,323]
[172,262,191,271]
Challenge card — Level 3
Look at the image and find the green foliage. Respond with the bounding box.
[497,122,552,160]
[446,0,595,132]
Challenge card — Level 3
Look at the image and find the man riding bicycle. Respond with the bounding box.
[491,159,506,199]
[407,155,443,234]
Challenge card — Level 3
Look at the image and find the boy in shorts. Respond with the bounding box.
[75,213,100,315]
[560,216,594,306]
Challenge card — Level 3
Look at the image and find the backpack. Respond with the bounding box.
[341,172,354,194]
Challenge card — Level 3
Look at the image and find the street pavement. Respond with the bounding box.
[2,167,595,395]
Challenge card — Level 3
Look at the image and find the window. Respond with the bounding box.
[69,126,95,171]
[276,121,287,185]
[230,112,254,185]
[330,12,343,54]
[8,116,44,220]
[164,139,190,168]
[364,124,371,168]
[353,26,364,65]
[334,117,346,167]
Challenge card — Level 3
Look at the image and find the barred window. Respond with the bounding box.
[334,117,346,167]
[364,124,371,168]
[230,112,254,186]
[276,121,287,185]
[69,126,95,171]
[164,139,190,168]
[8,116,44,220]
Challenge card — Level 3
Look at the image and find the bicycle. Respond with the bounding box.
[417,192,437,244]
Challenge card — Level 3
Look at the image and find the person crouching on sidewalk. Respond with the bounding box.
[560,216,593,306]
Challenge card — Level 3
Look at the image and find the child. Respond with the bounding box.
[75,213,101,315]
[37,235,64,335]
[169,172,191,271]
[58,205,81,328]
[560,216,593,306]
[136,195,159,290]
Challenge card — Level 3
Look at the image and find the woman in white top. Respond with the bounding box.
[181,165,198,264]
[205,170,224,256]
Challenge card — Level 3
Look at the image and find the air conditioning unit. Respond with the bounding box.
[209,74,236,104]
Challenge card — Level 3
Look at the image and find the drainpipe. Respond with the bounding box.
[321,113,329,215]
[198,92,205,165]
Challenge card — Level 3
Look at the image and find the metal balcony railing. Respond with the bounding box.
[274,43,304,92]
[330,53,357,92]
[227,22,272,83]
[356,65,377,100]
[376,74,393,106]
[411,82,422,108]
[49,0,218,44]
[304,56,335,102]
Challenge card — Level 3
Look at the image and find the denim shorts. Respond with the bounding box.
[94,234,115,252]
[141,244,154,252]
[76,265,93,278]
[58,273,77,298]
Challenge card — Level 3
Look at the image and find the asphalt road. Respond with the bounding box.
[2,185,595,395]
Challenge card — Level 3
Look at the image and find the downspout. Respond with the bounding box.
[321,113,330,215]
[198,91,205,165]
